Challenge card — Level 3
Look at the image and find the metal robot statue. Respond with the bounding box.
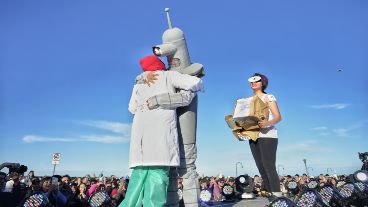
[152,8,205,207]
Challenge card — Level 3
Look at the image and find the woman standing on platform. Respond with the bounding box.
[247,73,282,198]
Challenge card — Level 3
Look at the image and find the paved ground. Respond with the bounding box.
[200,197,270,206]
[234,197,269,206]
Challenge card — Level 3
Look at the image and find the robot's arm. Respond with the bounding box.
[147,90,196,110]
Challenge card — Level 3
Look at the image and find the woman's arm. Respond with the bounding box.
[128,85,138,114]
[258,97,282,128]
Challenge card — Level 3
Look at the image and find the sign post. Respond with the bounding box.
[52,153,61,176]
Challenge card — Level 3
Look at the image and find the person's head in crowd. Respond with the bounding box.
[75,177,81,186]
[298,177,306,185]
[104,179,111,187]
[105,180,113,194]
[118,179,127,192]
[227,177,235,187]
[302,174,308,179]
[111,179,119,189]
[28,171,34,178]
[253,175,262,184]
[61,175,71,185]
[327,177,337,187]
[31,178,41,192]
[40,177,52,193]
[280,177,285,183]
[209,176,216,185]
[318,174,325,182]
[338,175,346,181]
[98,177,104,185]
[79,183,87,195]
[199,178,209,190]
[294,174,300,181]
[217,178,225,189]
[82,176,90,186]
[70,183,78,194]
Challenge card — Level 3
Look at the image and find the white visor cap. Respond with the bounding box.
[248,76,262,83]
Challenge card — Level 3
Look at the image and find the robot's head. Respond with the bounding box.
[162,28,185,43]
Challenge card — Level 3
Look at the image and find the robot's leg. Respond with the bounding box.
[179,143,200,207]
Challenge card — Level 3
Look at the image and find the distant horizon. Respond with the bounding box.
[1,160,362,178]
[1,1,367,178]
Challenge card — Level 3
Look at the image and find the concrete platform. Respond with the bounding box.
[234,197,269,206]
[200,197,270,206]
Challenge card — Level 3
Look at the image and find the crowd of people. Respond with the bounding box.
[197,173,344,202]
[0,166,349,207]
[0,170,128,207]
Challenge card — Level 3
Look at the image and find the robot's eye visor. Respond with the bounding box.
[153,47,162,56]
[152,44,176,57]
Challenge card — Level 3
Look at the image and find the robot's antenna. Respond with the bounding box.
[165,8,173,29]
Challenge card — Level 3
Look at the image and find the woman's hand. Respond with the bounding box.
[258,99,282,128]
[144,71,159,86]
[258,120,270,128]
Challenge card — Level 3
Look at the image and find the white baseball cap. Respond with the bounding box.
[248,75,262,83]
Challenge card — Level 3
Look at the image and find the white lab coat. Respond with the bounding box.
[128,70,204,168]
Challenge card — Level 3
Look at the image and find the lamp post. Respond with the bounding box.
[303,159,309,177]
[277,164,285,175]
[236,162,243,177]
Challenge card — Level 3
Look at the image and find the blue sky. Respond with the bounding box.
[1,0,367,177]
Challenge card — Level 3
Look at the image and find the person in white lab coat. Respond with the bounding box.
[119,55,203,207]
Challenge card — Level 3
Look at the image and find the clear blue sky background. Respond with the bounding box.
[1,0,367,177]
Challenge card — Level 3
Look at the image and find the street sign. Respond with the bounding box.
[52,153,61,176]
[52,153,61,165]
[52,153,61,162]
[52,160,60,165]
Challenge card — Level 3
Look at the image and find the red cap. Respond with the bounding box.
[139,55,166,72]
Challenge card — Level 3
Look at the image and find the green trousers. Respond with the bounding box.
[119,166,169,207]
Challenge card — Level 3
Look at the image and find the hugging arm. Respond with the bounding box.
[147,71,204,110]
[146,90,196,110]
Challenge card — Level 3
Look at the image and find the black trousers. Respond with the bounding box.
[249,138,280,192]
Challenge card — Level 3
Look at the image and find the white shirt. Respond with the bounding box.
[258,94,278,138]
